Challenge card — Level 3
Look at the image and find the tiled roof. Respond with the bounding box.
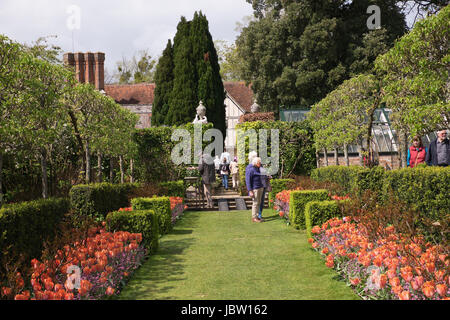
[104,82,255,111]
[223,81,254,113]
[105,83,155,105]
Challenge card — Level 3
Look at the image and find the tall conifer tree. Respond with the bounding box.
[152,39,174,126]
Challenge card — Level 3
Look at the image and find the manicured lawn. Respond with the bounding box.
[118,210,359,300]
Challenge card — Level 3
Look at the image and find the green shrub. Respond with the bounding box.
[131,197,172,235]
[0,198,70,267]
[268,179,296,208]
[158,181,185,197]
[70,183,139,219]
[305,200,341,238]
[311,166,385,196]
[289,190,329,229]
[382,167,450,222]
[106,209,159,253]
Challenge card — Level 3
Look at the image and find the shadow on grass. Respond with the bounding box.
[261,214,281,222]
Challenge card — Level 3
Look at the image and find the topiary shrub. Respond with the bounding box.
[131,197,172,235]
[305,200,342,238]
[289,190,329,229]
[106,209,159,253]
[70,183,139,219]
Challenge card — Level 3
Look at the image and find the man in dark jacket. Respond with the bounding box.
[426,129,450,167]
[198,154,216,208]
[245,157,264,223]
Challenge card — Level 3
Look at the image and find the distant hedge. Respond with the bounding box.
[106,209,159,253]
[158,181,185,198]
[70,183,139,219]
[0,198,70,269]
[131,197,172,235]
[289,190,329,229]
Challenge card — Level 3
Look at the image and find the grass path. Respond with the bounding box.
[119,210,359,300]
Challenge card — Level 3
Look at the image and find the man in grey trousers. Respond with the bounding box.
[198,154,216,209]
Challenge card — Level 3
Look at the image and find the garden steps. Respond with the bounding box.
[184,195,269,211]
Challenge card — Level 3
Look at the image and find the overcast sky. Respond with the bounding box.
[0,0,254,74]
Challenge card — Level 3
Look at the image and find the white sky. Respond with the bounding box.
[0,0,254,73]
[0,0,419,76]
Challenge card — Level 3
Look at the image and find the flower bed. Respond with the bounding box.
[309,217,449,300]
[2,227,146,300]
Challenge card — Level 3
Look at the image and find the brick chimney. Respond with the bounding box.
[64,51,105,91]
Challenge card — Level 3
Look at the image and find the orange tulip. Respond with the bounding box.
[379,274,387,289]
[350,278,361,286]
[436,284,447,297]
[422,285,435,298]
[105,287,115,296]
[390,277,400,287]
[399,291,411,300]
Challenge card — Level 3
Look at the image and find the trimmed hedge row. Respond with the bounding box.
[131,197,172,235]
[382,167,449,221]
[310,165,384,196]
[305,200,344,238]
[289,190,329,229]
[0,198,70,265]
[106,209,159,253]
[268,179,296,208]
[311,166,450,221]
[70,183,139,219]
[158,181,185,198]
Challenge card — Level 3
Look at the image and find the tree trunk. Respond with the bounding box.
[316,151,320,168]
[401,131,408,168]
[130,159,134,183]
[119,155,125,184]
[344,143,349,166]
[110,158,115,183]
[97,152,103,183]
[323,148,329,166]
[334,148,339,166]
[0,153,3,206]
[41,150,49,199]
[85,141,91,184]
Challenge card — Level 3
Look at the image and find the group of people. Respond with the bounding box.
[213,154,240,191]
[197,151,271,221]
[407,129,449,167]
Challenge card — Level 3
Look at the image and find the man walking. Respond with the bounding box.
[245,156,264,223]
[426,129,450,167]
[198,154,216,209]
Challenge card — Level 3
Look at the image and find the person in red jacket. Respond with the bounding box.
[407,136,427,168]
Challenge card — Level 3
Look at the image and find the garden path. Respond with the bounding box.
[118,210,359,300]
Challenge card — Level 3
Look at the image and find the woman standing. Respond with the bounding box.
[230,157,239,190]
[407,136,427,168]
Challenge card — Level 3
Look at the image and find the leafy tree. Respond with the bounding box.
[375,4,450,166]
[115,50,157,84]
[215,40,246,81]
[152,40,174,126]
[237,0,407,112]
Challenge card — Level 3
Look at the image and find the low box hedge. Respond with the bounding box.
[106,209,159,253]
[268,179,296,208]
[70,183,139,219]
[158,181,185,197]
[0,198,70,269]
[131,197,172,235]
[305,200,342,239]
[289,189,329,229]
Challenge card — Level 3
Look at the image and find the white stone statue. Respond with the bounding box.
[193,101,208,124]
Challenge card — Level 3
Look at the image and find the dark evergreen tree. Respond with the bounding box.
[152,39,174,126]
[191,11,226,137]
[167,17,198,125]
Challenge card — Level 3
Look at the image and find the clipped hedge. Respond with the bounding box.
[158,181,185,197]
[106,209,159,253]
[305,200,342,238]
[131,197,172,235]
[289,189,329,229]
[382,167,450,222]
[268,179,296,208]
[70,183,139,219]
[0,198,70,267]
[311,165,384,196]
